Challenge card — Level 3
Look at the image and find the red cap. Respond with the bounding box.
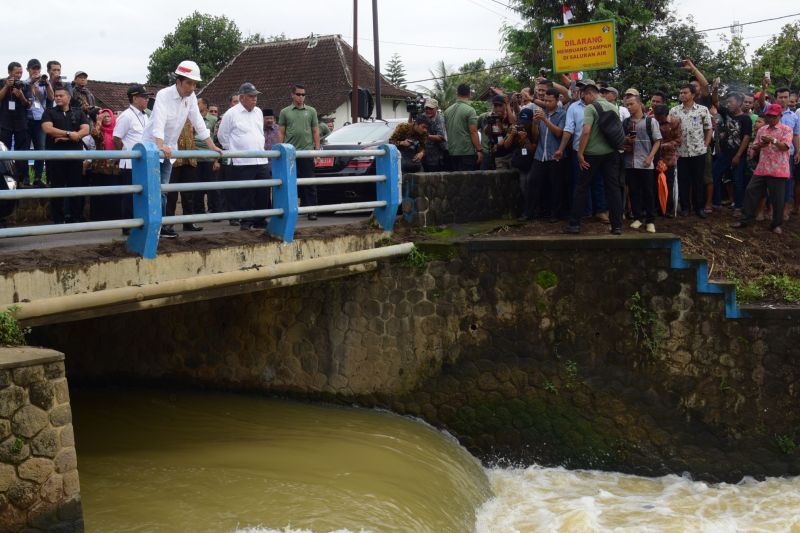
[765,103,783,116]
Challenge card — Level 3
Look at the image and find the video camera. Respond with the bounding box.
[405,94,425,120]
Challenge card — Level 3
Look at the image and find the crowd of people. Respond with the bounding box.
[2,54,799,238]
[0,58,333,236]
[394,59,799,235]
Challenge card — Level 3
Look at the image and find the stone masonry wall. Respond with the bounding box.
[401,170,521,227]
[0,347,82,532]
[32,237,800,482]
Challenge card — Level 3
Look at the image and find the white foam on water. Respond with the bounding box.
[235,528,371,533]
[475,465,800,532]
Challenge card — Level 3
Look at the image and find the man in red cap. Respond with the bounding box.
[731,103,793,234]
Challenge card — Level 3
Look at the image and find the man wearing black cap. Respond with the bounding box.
[218,82,268,230]
[0,62,32,185]
[25,59,52,187]
[113,84,152,235]
[67,71,94,112]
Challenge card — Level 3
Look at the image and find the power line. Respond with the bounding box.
[464,0,511,20]
[350,36,501,53]
[406,60,527,85]
[696,12,800,33]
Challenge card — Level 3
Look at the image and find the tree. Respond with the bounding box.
[385,53,407,88]
[147,12,243,86]
[749,21,800,89]
[502,0,724,99]
[418,61,457,109]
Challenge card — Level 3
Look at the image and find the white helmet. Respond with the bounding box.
[175,60,202,82]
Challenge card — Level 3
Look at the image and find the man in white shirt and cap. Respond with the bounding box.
[113,83,152,236]
[217,82,269,230]
[142,60,222,238]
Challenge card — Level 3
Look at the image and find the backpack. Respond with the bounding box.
[622,116,655,146]
[592,101,625,150]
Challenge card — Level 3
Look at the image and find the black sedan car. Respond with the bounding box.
[313,119,406,205]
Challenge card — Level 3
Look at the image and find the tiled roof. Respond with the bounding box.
[90,81,165,112]
[199,34,415,116]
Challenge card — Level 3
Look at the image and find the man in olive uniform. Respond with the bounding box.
[443,83,482,171]
[278,83,321,219]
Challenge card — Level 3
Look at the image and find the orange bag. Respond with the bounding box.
[656,160,668,215]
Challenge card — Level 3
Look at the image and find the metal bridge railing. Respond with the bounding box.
[0,142,401,259]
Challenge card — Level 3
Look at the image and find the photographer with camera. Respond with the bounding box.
[480,94,516,170]
[0,62,32,185]
[389,115,430,173]
[420,98,447,172]
[25,59,52,187]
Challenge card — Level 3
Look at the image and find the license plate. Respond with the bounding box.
[316,156,334,168]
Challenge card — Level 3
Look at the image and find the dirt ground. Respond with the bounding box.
[400,208,800,305]
[2,208,797,304]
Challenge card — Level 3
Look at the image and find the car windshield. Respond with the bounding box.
[325,122,400,145]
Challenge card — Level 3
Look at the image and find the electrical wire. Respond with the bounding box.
[695,12,800,33]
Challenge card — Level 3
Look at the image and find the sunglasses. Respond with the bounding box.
[295,93,307,97]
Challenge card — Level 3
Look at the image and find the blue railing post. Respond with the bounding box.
[267,143,299,242]
[127,142,162,259]
[374,144,401,231]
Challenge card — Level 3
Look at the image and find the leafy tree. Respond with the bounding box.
[418,61,458,109]
[147,12,243,86]
[385,53,407,88]
[501,0,730,100]
[749,21,800,89]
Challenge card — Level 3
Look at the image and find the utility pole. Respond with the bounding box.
[372,0,382,119]
[351,0,359,123]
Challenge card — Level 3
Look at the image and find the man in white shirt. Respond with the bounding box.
[113,84,152,236]
[217,82,268,230]
[142,60,222,238]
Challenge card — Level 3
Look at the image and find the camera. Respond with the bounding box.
[12,80,24,90]
[485,113,498,127]
[407,139,420,153]
[539,67,551,77]
[40,74,48,82]
[405,94,425,119]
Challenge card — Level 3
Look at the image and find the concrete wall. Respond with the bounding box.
[0,348,82,532]
[401,170,521,227]
[32,236,800,482]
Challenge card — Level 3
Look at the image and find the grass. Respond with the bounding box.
[731,274,800,305]
[630,292,666,362]
[403,246,430,269]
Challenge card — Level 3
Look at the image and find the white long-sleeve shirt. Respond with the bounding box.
[142,85,210,157]
[113,105,149,169]
[216,103,267,166]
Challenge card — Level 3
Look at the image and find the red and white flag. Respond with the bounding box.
[562,3,574,24]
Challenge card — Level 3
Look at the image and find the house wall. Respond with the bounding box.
[333,98,409,127]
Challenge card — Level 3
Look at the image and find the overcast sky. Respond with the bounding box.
[2,0,797,91]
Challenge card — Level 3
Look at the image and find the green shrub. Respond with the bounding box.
[0,306,28,346]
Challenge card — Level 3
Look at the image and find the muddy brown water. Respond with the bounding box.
[72,389,800,532]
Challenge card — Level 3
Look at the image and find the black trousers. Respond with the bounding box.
[677,154,706,213]
[47,159,83,223]
[166,165,200,218]
[119,168,133,221]
[528,159,563,218]
[0,127,30,180]
[196,161,223,213]
[743,174,786,228]
[628,168,656,223]
[569,152,623,229]
[451,154,478,171]
[231,164,270,226]
[296,158,317,207]
[86,171,121,221]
